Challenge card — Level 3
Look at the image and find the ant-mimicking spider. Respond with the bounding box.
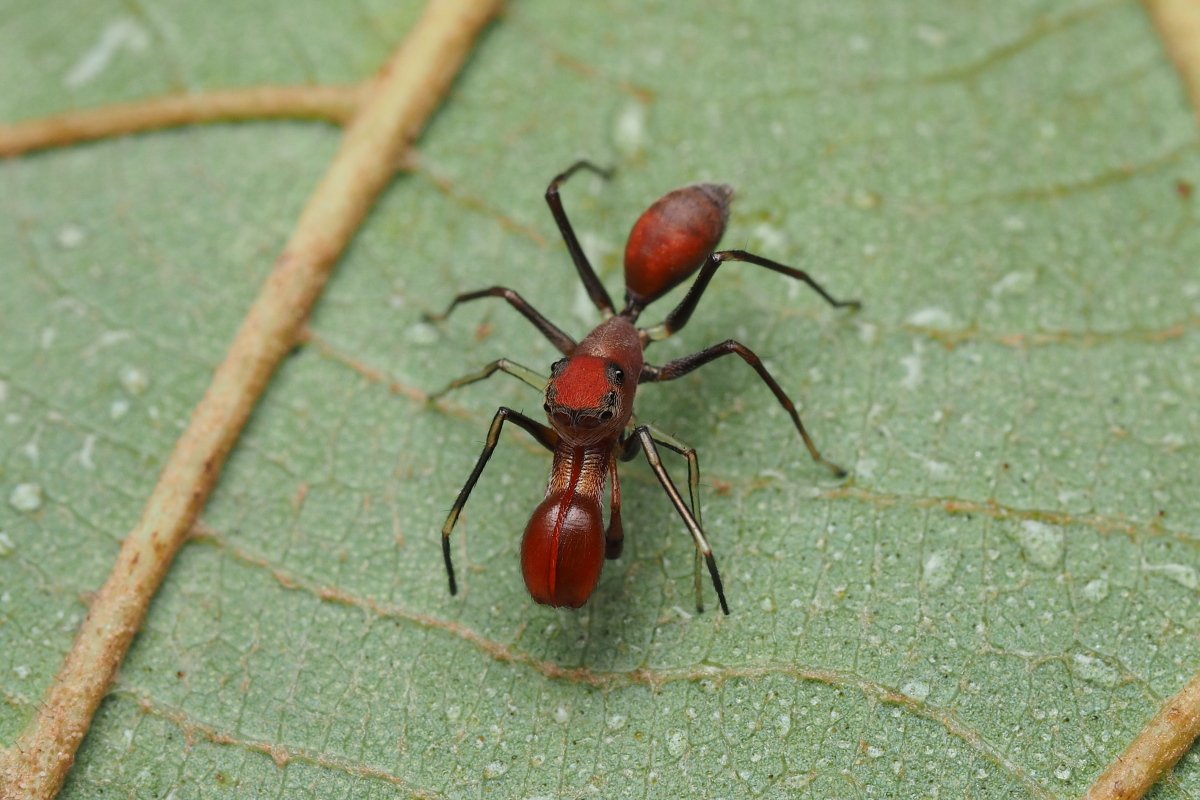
[430,161,859,614]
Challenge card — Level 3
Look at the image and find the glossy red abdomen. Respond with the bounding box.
[623,183,732,305]
[520,492,605,608]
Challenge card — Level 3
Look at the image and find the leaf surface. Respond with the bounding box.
[2,1,1199,798]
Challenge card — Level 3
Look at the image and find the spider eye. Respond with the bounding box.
[550,358,568,377]
[600,410,614,421]
[607,363,625,386]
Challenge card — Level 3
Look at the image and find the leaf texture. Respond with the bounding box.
[2,1,1199,798]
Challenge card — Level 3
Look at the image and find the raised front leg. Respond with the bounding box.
[441,407,558,596]
[545,160,616,316]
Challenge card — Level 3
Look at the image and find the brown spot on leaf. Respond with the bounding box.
[292,482,310,511]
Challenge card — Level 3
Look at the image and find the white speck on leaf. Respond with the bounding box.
[613,102,648,158]
[1143,561,1199,590]
[922,549,958,590]
[751,223,788,253]
[84,330,133,360]
[573,283,597,324]
[906,307,956,329]
[9,483,43,512]
[578,231,614,267]
[1016,520,1064,569]
[900,342,924,390]
[0,532,15,557]
[1072,653,1120,688]
[855,457,877,480]
[758,467,787,483]
[989,271,1034,297]
[901,680,931,701]
[78,434,97,470]
[406,322,438,345]
[14,665,30,679]
[921,457,952,480]
[63,19,150,88]
[56,224,87,249]
[915,24,947,47]
[118,366,150,395]
[1082,577,1109,602]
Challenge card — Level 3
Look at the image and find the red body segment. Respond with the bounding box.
[623,183,732,305]
[572,316,645,381]
[552,355,612,410]
[521,446,608,607]
[521,492,605,607]
[543,317,643,447]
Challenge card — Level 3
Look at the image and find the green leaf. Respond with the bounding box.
[3,1,1199,797]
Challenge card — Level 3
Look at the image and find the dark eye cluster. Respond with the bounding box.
[599,390,618,421]
[607,363,625,386]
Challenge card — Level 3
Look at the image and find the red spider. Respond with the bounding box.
[430,162,858,614]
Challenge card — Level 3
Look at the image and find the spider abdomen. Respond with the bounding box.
[521,491,605,608]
